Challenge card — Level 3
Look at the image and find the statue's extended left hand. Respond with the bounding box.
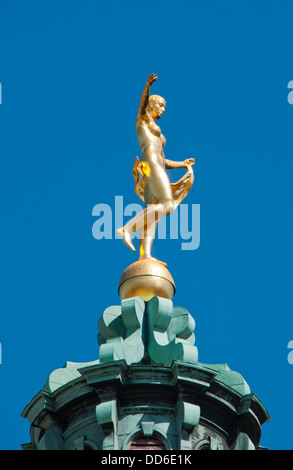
[183,158,195,168]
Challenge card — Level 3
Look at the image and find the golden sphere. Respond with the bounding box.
[118,258,175,302]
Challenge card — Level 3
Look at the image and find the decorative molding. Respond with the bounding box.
[97,296,198,366]
[96,399,118,450]
[141,421,155,436]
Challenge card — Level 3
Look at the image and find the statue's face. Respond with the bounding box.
[149,97,166,120]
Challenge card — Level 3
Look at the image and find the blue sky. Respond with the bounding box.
[1,0,293,450]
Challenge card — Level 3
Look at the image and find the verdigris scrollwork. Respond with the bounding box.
[97,296,198,366]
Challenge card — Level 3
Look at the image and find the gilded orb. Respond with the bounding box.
[118,258,175,302]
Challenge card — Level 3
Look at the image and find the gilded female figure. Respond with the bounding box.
[116,74,194,264]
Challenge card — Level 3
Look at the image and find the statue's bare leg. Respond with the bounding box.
[138,186,166,266]
[116,201,170,250]
[116,165,174,262]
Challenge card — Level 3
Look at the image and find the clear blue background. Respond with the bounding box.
[1,0,293,450]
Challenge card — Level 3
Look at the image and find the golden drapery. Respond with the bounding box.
[132,156,194,208]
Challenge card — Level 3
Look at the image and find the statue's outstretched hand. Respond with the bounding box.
[147,73,158,86]
[183,158,195,168]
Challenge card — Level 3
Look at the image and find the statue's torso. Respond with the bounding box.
[136,119,166,168]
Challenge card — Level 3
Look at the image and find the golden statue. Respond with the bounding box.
[117,73,194,261]
[117,74,195,301]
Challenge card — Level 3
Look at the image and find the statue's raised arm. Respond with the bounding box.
[137,73,158,120]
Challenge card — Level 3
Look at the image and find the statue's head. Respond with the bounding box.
[148,95,166,120]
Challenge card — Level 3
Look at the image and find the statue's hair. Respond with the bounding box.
[149,94,166,105]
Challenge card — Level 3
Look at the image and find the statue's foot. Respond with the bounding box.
[139,254,167,268]
[116,227,135,252]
